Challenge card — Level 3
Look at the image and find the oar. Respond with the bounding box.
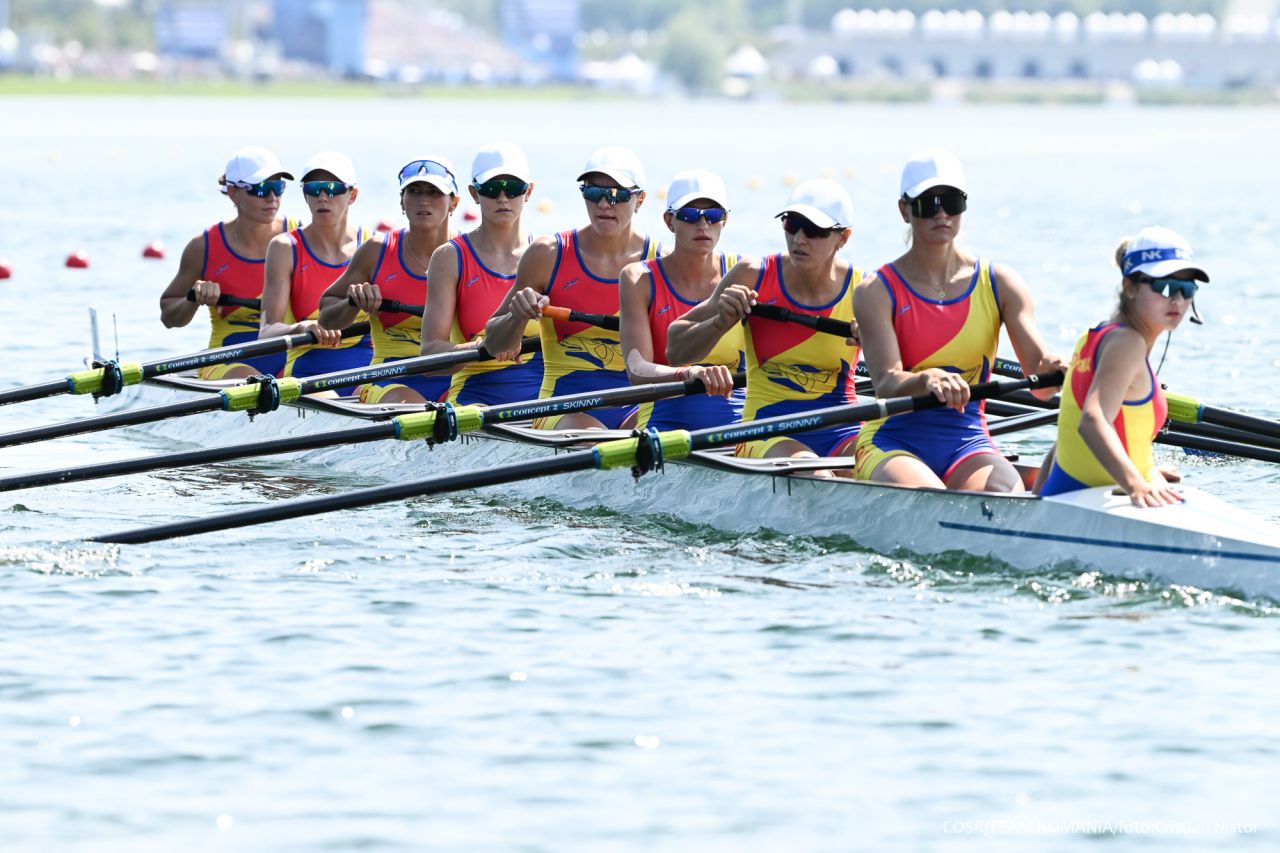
[0,323,370,408]
[0,337,539,450]
[91,371,1062,544]
[542,306,620,330]
[1,372,743,493]
[347,295,424,316]
[1166,392,1280,441]
[186,289,261,310]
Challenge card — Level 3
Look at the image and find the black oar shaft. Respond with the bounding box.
[187,289,261,310]
[0,397,220,449]
[348,295,424,316]
[1156,431,1280,465]
[93,451,595,545]
[0,423,396,492]
[0,380,71,407]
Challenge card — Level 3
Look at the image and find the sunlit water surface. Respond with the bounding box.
[0,97,1278,851]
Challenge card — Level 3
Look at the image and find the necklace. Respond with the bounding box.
[402,237,429,274]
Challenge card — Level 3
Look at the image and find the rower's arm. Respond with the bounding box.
[318,239,382,330]
[259,235,303,339]
[620,263,674,383]
[483,237,554,355]
[665,259,757,366]
[421,241,481,370]
[995,263,1068,400]
[158,234,208,329]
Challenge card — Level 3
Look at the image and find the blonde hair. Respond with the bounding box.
[1113,235,1141,327]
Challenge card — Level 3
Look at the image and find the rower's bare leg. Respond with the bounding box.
[946,452,1023,493]
[551,412,607,430]
[867,454,945,489]
[221,365,261,380]
[375,387,427,405]
[763,438,845,479]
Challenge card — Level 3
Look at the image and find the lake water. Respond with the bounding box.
[0,96,1277,851]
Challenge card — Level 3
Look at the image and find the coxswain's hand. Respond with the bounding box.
[714,284,756,330]
[923,368,970,412]
[1126,478,1184,508]
[190,280,222,306]
[509,287,548,322]
[348,282,383,313]
[682,364,735,398]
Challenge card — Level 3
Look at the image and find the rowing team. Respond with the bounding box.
[157,143,1208,508]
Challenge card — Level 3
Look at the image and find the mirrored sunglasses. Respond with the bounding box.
[1132,275,1199,300]
[399,159,457,192]
[580,185,636,205]
[672,206,727,224]
[781,213,839,239]
[908,190,967,218]
[302,180,351,198]
[231,179,286,198]
[474,178,530,199]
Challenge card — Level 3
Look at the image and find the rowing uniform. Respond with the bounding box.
[356,229,447,405]
[1040,322,1168,496]
[280,227,373,394]
[854,259,1003,481]
[197,217,300,380]
[533,229,659,430]
[636,252,745,430]
[736,253,862,458]
[445,233,543,406]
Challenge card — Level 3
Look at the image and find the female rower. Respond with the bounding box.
[420,142,542,406]
[1038,227,1207,506]
[667,179,862,470]
[618,168,742,429]
[853,149,1065,491]
[260,150,373,392]
[482,147,660,429]
[158,146,298,379]
[318,156,458,404]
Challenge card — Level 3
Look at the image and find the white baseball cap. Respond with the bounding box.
[577,146,645,190]
[776,179,853,230]
[398,156,458,194]
[1122,226,1209,282]
[221,146,293,192]
[301,150,357,185]
[472,142,531,184]
[900,149,967,199]
[666,169,729,211]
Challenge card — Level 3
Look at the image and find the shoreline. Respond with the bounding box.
[1,73,1277,106]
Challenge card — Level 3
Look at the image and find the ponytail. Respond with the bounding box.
[1113,236,1140,327]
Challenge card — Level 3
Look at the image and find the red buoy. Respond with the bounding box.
[142,241,166,259]
[375,219,394,232]
[0,258,12,279]
[65,251,90,269]
[462,209,479,222]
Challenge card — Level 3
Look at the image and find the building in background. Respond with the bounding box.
[271,0,366,77]
[500,0,579,82]
[155,0,227,60]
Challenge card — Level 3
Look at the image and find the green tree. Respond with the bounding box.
[659,7,727,93]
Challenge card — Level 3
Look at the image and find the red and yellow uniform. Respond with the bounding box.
[1040,322,1168,496]
[198,218,299,379]
[446,233,543,406]
[534,229,659,429]
[356,229,446,404]
[636,252,744,430]
[855,259,1002,480]
[736,253,862,457]
[281,228,373,392]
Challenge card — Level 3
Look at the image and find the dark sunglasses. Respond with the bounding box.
[1131,275,1199,300]
[907,190,967,218]
[231,179,286,198]
[302,180,351,198]
[781,213,839,239]
[580,185,636,205]
[474,178,530,199]
[671,206,727,224]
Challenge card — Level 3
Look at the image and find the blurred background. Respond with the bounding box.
[2,0,1280,104]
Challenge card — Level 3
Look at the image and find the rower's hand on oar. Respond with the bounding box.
[681,364,735,398]
[713,284,756,331]
[1029,353,1070,399]
[347,282,383,313]
[846,315,861,348]
[509,287,549,322]
[300,320,343,348]
[189,280,222,306]
[923,369,970,412]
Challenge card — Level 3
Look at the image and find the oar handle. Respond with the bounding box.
[542,305,621,331]
[186,289,262,310]
[749,304,853,338]
[347,295,425,316]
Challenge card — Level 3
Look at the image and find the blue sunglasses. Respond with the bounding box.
[399,159,458,194]
[231,179,286,198]
[302,180,351,198]
[1132,275,1199,300]
[671,206,727,224]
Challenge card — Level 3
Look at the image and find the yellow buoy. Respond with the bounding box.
[537,200,554,214]
[747,177,762,190]
[782,174,798,187]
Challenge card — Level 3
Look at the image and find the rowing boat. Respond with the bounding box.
[97,372,1280,600]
